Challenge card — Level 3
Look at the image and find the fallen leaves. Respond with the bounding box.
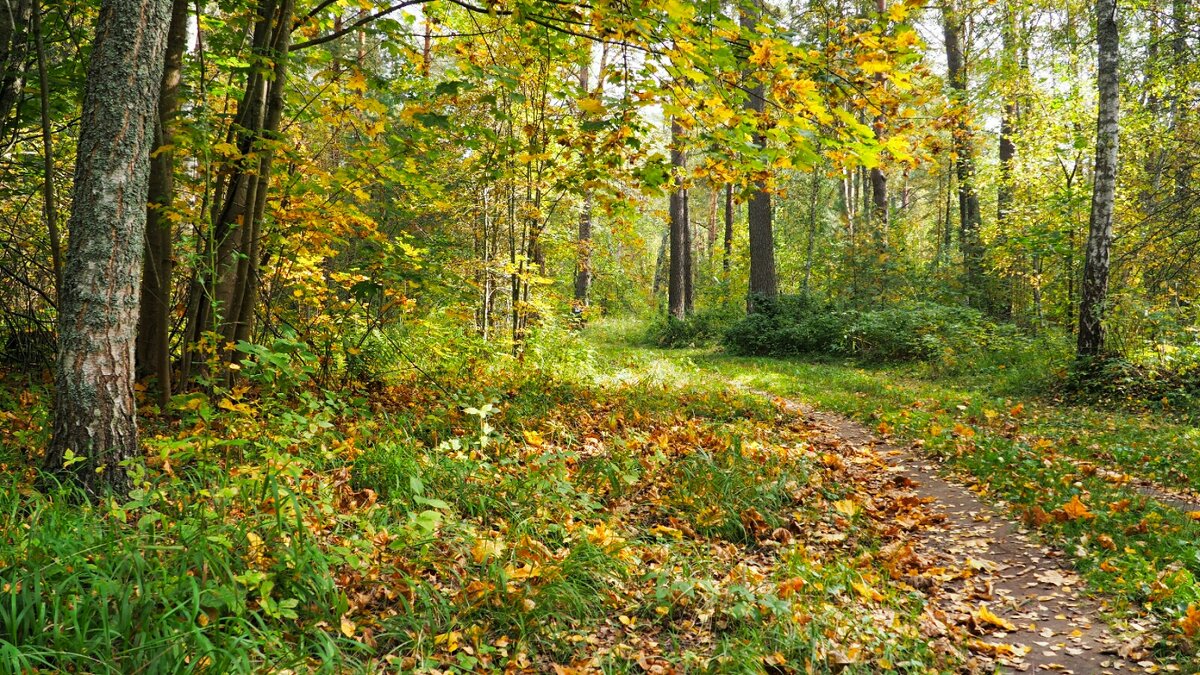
[851,580,885,603]
[1058,495,1095,521]
[832,498,860,518]
[1180,604,1200,637]
[973,604,1017,632]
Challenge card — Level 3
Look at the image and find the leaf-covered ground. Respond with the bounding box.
[0,330,1196,672]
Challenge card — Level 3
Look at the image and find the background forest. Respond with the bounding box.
[1,0,1200,670]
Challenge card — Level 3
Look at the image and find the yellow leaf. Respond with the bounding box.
[471,537,505,564]
[886,2,909,21]
[340,615,356,638]
[212,142,240,158]
[749,41,774,68]
[852,580,884,602]
[577,96,606,115]
[522,430,545,447]
[833,499,860,518]
[649,524,684,540]
[434,630,461,652]
[858,57,892,74]
[974,604,1016,631]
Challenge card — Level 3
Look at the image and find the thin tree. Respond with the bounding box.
[1077,0,1119,358]
[668,118,689,319]
[43,0,173,497]
[137,0,190,408]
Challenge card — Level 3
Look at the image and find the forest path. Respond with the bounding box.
[762,391,1164,674]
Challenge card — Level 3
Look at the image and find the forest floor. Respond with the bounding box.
[3,324,1200,672]
[584,321,1200,673]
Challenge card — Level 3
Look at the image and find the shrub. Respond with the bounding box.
[644,304,742,348]
[724,296,1016,364]
[722,294,844,356]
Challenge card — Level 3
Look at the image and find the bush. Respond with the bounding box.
[722,294,843,356]
[723,296,1010,364]
[644,304,742,348]
[844,303,988,362]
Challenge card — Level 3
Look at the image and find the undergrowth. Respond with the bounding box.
[0,332,962,673]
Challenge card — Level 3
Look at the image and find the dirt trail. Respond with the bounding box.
[768,393,1167,674]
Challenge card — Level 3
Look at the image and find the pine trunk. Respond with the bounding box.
[742,0,777,310]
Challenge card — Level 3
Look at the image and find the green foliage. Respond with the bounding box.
[723,296,1009,364]
[642,304,742,348]
[723,294,845,357]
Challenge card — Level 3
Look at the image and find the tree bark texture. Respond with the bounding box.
[742,0,777,310]
[1077,0,1119,357]
[45,0,173,497]
[0,0,32,135]
[942,3,986,309]
[668,119,687,319]
[137,0,189,407]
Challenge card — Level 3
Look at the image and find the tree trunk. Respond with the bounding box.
[33,0,61,301]
[231,0,294,346]
[723,183,733,277]
[869,0,888,253]
[742,0,777,310]
[183,0,292,380]
[652,229,669,298]
[668,118,687,319]
[136,0,189,408]
[997,2,1016,227]
[44,0,172,498]
[574,194,592,306]
[996,0,1020,318]
[574,62,593,306]
[804,170,820,293]
[683,186,693,315]
[1169,0,1188,202]
[942,2,986,309]
[0,0,32,134]
[1076,0,1119,358]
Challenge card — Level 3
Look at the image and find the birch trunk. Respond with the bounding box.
[1076,0,1119,357]
[45,0,172,497]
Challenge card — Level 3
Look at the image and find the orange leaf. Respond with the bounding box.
[1182,604,1200,637]
[777,577,807,597]
[1060,495,1094,520]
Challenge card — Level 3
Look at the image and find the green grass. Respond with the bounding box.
[591,335,1200,653]
[0,328,966,673]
